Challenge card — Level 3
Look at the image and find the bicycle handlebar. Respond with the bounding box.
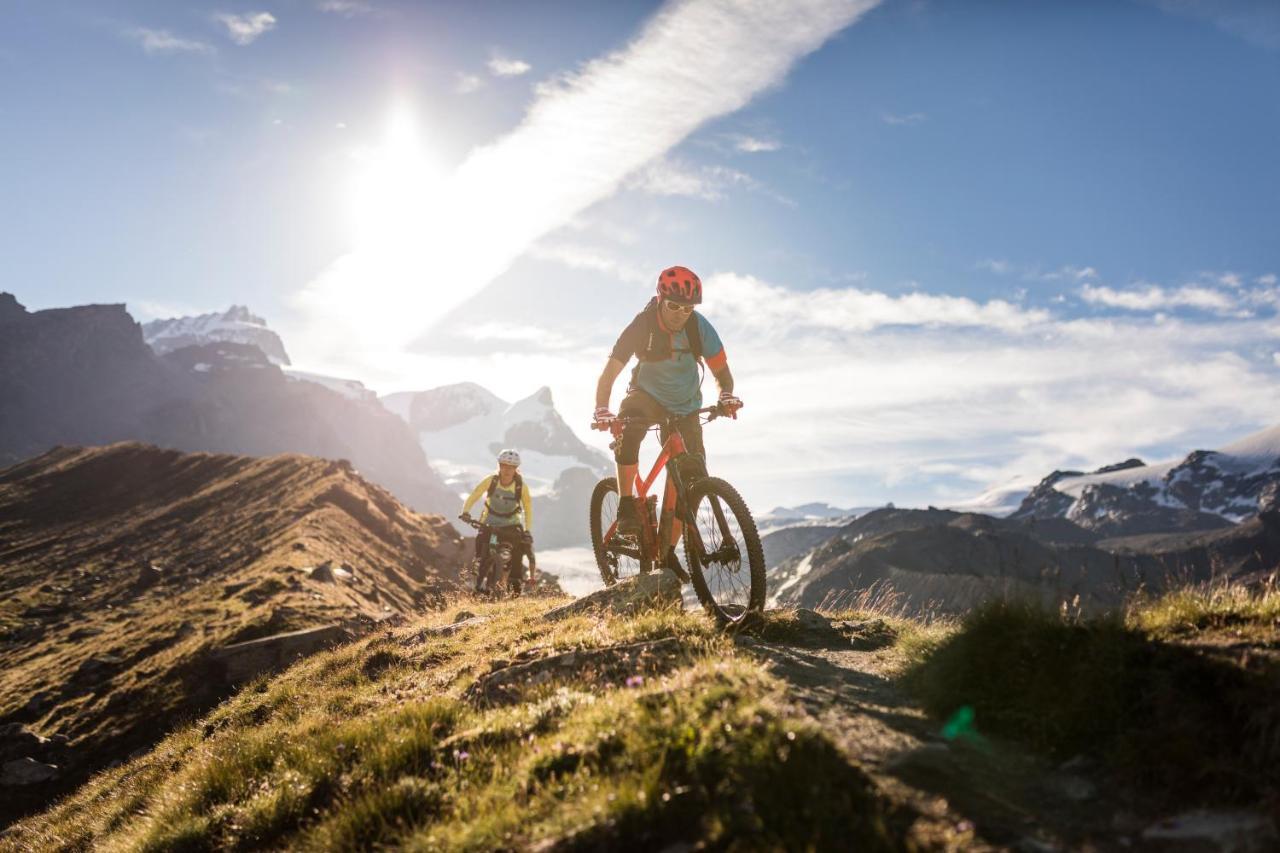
[590,402,740,433]
[459,515,533,544]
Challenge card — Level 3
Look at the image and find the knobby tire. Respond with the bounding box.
[683,476,766,627]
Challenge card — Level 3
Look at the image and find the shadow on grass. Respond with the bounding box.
[902,600,1280,806]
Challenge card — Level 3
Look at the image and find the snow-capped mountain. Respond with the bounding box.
[381,383,611,494]
[282,369,378,404]
[141,306,291,366]
[382,383,612,547]
[1010,425,1280,536]
[759,502,864,526]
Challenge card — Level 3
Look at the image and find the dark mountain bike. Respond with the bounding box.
[589,404,765,626]
[459,516,533,597]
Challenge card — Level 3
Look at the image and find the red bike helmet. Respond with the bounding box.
[656,265,702,304]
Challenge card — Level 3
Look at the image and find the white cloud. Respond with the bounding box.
[1257,273,1278,286]
[527,242,649,284]
[126,28,215,55]
[1080,282,1239,314]
[214,12,277,46]
[1148,0,1280,50]
[733,135,781,153]
[626,158,758,201]
[455,72,484,94]
[488,56,532,77]
[318,0,376,15]
[708,272,1050,336]
[882,112,926,125]
[976,259,1097,282]
[296,0,881,355]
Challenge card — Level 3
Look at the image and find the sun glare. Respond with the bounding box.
[348,102,445,250]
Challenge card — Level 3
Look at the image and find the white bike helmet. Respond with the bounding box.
[497,448,521,467]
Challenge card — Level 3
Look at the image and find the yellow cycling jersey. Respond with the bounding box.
[461,474,532,531]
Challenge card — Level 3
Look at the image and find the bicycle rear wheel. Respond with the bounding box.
[683,477,765,626]
[589,477,652,586]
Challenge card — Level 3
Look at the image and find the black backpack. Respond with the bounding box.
[633,297,703,363]
[484,473,523,518]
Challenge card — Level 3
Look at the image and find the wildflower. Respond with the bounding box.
[625,675,644,688]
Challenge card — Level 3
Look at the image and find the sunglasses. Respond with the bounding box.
[662,300,695,314]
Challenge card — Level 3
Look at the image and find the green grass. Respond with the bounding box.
[10,599,912,852]
[901,587,1280,805]
[1128,580,1280,638]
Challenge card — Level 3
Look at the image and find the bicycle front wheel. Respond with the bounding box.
[683,477,765,626]
[589,477,652,586]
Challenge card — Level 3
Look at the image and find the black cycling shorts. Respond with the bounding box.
[615,388,706,471]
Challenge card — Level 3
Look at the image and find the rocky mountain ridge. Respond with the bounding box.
[768,502,1279,615]
[0,442,465,826]
[0,293,455,514]
[1011,424,1280,535]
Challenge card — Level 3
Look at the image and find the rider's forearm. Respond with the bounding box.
[596,358,625,409]
[461,477,490,515]
[713,366,734,395]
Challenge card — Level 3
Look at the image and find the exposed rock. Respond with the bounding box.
[209,624,347,685]
[307,562,335,583]
[832,618,898,651]
[74,654,125,680]
[0,726,50,762]
[1142,809,1278,852]
[135,562,164,588]
[409,616,491,642]
[884,743,959,789]
[465,637,686,707]
[542,571,682,622]
[1,758,60,786]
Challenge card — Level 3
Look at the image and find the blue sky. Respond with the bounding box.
[4,0,1280,509]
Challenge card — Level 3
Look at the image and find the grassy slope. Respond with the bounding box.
[9,599,915,852]
[903,584,1280,808]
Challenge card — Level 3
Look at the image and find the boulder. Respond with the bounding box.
[1,758,59,786]
[0,726,50,762]
[135,562,164,588]
[209,624,347,685]
[542,571,682,622]
[307,562,335,583]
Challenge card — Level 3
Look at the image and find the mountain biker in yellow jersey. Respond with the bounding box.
[593,265,742,573]
[459,449,536,583]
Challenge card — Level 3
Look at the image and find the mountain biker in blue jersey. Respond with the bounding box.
[593,265,742,572]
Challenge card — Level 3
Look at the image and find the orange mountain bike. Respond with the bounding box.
[589,404,765,626]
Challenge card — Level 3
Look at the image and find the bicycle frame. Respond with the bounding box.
[602,409,718,562]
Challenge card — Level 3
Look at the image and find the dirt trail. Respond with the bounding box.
[744,634,1129,852]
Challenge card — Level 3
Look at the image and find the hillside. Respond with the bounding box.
[767,505,1279,615]
[0,443,465,826]
[7,581,1276,851]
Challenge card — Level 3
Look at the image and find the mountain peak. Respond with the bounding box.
[221,305,266,326]
[0,291,27,323]
[141,306,290,365]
